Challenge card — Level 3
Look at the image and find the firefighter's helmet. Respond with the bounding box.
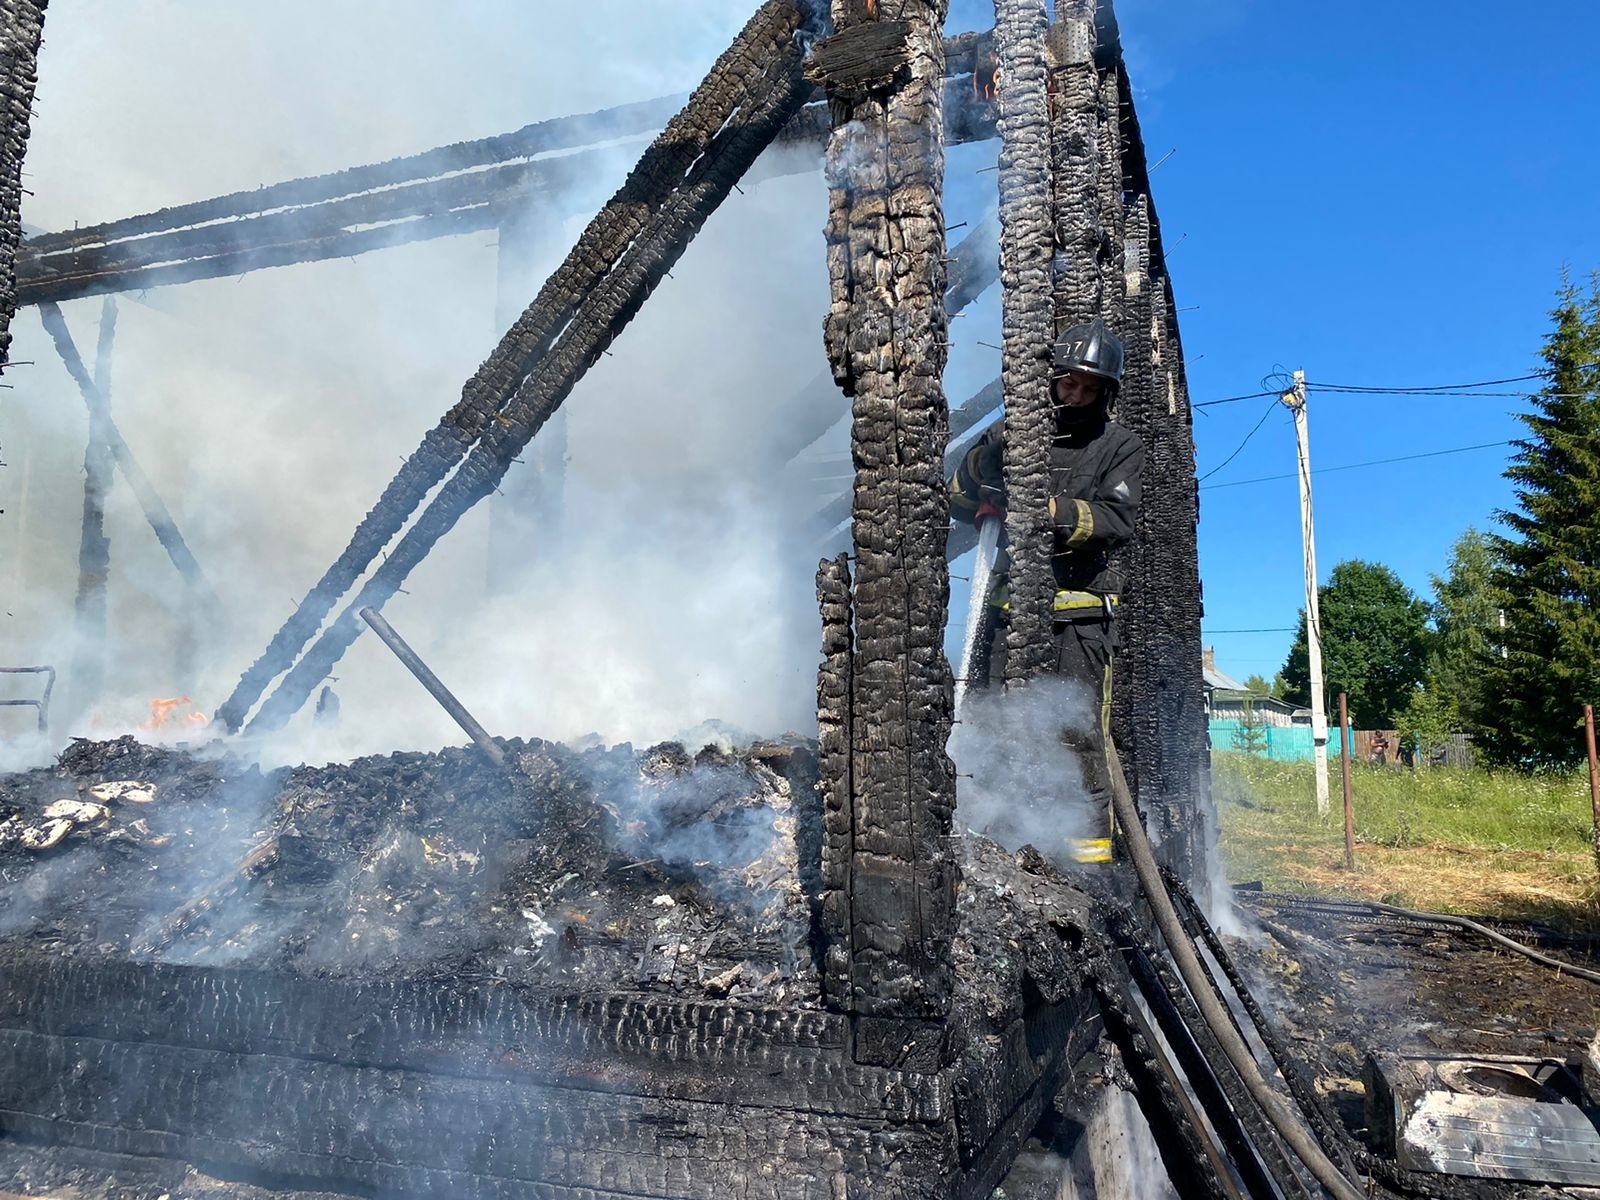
[1051,318,1125,386]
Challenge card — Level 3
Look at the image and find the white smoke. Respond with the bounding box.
[949,675,1100,863]
[1060,1087,1180,1200]
[0,2,839,766]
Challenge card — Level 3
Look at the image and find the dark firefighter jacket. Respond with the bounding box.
[950,410,1144,595]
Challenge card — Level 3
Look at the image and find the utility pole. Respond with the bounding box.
[1283,370,1330,815]
[1585,704,1600,874]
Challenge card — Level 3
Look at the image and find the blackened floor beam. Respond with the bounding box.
[0,0,44,370]
[240,1,823,736]
[216,0,822,733]
[815,0,958,1035]
[38,302,222,627]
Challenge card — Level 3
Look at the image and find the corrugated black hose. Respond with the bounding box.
[1106,747,1367,1200]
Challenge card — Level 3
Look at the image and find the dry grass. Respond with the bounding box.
[1213,752,1600,928]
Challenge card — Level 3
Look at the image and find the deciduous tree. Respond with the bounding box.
[1282,560,1431,728]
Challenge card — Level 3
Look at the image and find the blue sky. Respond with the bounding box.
[941,0,1600,683]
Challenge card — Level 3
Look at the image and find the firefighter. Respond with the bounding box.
[950,318,1144,864]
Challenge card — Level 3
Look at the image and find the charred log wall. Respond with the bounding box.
[1100,38,1207,879]
[0,0,44,370]
[815,0,959,1038]
[1013,1,1207,879]
[0,953,966,1200]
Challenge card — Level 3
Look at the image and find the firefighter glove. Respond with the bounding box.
[972,439,1005,505]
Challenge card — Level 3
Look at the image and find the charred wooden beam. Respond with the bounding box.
[27,96,688,258]
[1107,198,1153,819]
[16,36,999,308]
[38,302,222,627]
[239,2,822,736]
[217,0,822,733]
[992,0,1058,683]
[806,20,913,110]
[817,0,958,1036]
[68,298,118,717]
[486,209,566,595]
[16,153,598,308]
[0,0,44,369]
[1095,69,1126,320]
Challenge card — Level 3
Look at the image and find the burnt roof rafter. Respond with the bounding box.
[16,31,996,308]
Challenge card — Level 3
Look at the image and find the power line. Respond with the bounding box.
[1311,388,1586,398]
[1307,371,1550,394]
[1201,439,1510,492]
[1198,399,1282,482]
[1193,389,1278,410]
[1202,627,1296,634]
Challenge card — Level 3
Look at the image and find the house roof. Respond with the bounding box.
[1203,664,1248,692]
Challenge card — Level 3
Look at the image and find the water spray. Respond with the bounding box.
[953,517,1001,718]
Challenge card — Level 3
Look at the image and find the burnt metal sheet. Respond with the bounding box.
[1368,1052,1600,1185]
[1399,1092,1600,1185]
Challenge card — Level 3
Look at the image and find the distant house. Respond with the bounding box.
[1203,648,1316,761]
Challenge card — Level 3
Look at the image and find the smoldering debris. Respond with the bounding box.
[0,731,819,1004]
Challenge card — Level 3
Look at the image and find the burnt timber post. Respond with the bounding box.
[993,0,1058,680]
[0,0,45,372]
[813,0,958,1053]
[37,301,223,630]
[68,298,118,717]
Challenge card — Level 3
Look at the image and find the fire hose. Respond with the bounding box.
[953,516,1001,718]
[1172,882,1593,1200]
[1107,746,1367,1200]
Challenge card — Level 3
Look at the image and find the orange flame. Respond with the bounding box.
[974,55,1000,102]
[141,696,210,732]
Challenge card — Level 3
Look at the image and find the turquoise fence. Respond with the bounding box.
[1209,721,1351,763]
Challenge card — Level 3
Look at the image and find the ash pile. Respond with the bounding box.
[0,733,1110,1200]
[0,733,819,1002]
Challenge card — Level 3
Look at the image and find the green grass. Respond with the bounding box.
[1213,752,1600,925]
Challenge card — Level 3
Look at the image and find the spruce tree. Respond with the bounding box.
[1480,275,1600,766]
[1419,528,1500,732]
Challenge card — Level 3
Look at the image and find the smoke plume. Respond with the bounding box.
[0,2,838,767]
